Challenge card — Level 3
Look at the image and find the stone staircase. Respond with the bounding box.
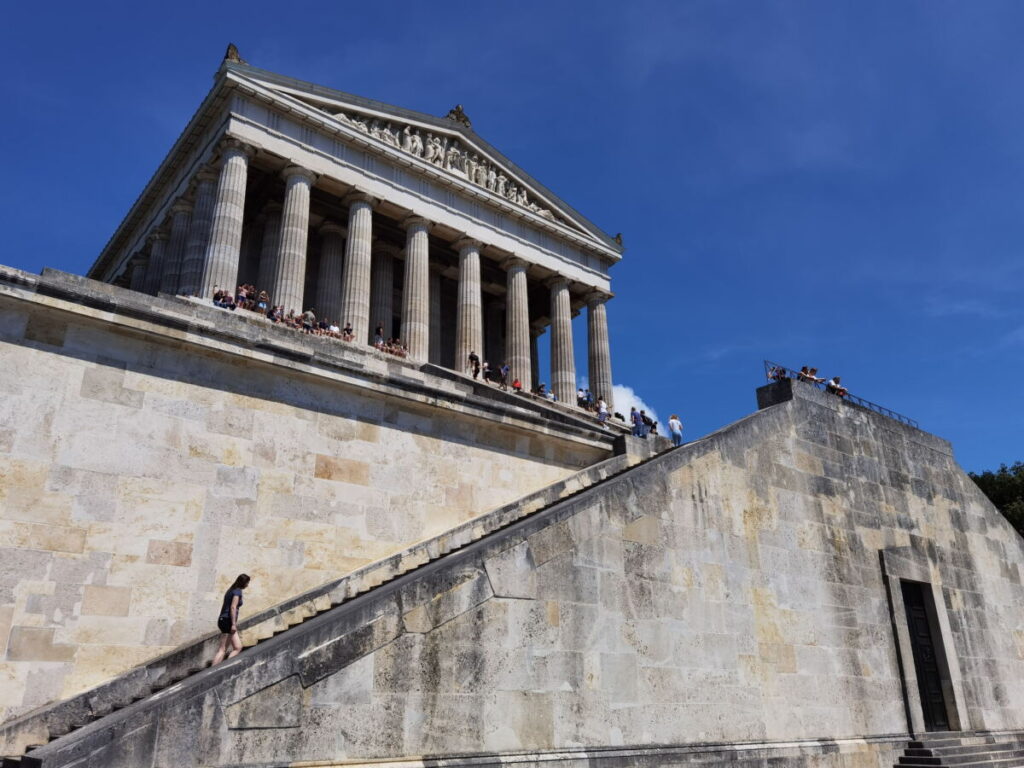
[0,437,666,767]
[896,732,1024,768]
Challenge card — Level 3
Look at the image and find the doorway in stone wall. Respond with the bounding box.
[901,580,952,731]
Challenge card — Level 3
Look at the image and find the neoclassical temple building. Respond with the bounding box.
[90,45,620,405]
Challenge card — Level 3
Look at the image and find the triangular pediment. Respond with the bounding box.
[225,64,621,253]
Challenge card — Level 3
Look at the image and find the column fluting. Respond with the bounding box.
[271,166,317,315]
[339,192,376,342]
[315,221,347,326]
[143,231,168,295]
[199,139,254,298]
[454,238,484,373]
[548,276,576,403]
[129,254,148,293]
[255,202,282,296]
[587,292,614,410]
[159,199,193,295]
[503,257,531,388]
[370,242,396,342]
[178,165,218,296]
[429,271,442,363]
[401,216,431,360]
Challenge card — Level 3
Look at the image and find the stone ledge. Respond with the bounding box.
[0,264,617,452]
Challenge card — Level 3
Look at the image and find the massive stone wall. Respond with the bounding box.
[0,267,612,721]
[20,378,1024,768]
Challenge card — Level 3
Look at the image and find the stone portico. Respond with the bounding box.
[92,47,622,407]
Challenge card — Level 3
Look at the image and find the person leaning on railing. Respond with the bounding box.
[825,376,848,398]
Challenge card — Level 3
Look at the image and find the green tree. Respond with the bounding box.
[969,461,1024,536]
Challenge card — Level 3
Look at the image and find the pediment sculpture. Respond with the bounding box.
[331,109,562,224]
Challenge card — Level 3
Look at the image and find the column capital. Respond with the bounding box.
[585,288,612,306]
[319,220,347,238]
[171,197,194,215]
[281,165,318,185]
[217,137,256,160]
[453,236,483,254]
[343,189,378,208]
[147,230,168,244]
[501,255,528,271]
[544,274,570,290]
[260,200,283,217]
[194,164,219,184]
[401,215,433,232]
[372,239,402,257]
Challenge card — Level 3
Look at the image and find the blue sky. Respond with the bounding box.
[1,1,1021,471]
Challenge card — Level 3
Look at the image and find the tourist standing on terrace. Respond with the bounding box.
[668,414,683,447]
[211,573,251,666]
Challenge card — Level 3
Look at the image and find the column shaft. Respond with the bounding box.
[178,167,218,296]
[199,140,252,298]
[129,255,148,293]
[429,271,442,363]
[587,296,614,410]
[401,217,431,360]
[256,203,282,295]
[315,222,347,325]
[548,278,576,402]
[454,240,483,372]
[272,166,316,315]
[370,245,395,340]
[143,232,168,295]
[504,258,531,387]
[159,200,192,295]
[339,193,375,341]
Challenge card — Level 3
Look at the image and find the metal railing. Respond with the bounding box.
[763,360,919,429]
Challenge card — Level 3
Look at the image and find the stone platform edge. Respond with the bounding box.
[0,264,622,453]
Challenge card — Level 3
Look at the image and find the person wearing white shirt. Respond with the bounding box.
[668,414,683,447]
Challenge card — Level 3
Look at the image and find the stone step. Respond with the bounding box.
[900,756,1024,768]
[907,743,1024,759]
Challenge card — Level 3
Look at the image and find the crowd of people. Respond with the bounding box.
[768,364,849,398]
[209,285,412,358]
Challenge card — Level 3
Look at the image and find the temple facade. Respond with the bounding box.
[90,45,621,406]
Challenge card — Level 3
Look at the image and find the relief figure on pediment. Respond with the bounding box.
[445,143,463,172]
[423,133,437,163]
[486,167,497,191]
[475,163,488,185]
[516,187,528,205]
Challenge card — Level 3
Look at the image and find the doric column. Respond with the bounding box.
[453,238,483,372]
[429,270,442,363]
[587,291,614,409]
[339,192,377,341]
[547,276,576,403]
[143,231,168,295]
[401,216,432,360]
[503,257,531,388]
[370,241,397,341]
[315,221,347,326]
[159,198,192,295]
[271,166,317,315]
[530,323,544,391]
[128,254,148,293]
[199,139,254,298]
[178,165,218,296]
[255,202,282,294]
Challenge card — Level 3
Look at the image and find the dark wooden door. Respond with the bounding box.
[901,581,950,731]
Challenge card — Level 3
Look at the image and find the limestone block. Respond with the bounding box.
[313,454,370,485]
[402,567,492,633]
[6,626,75,662]
[145,540,193,567]
[79,366,144,409]
[81,585,132,616]
[483,541,536,599]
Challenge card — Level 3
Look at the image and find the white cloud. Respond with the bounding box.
[610,384,660,426]
[579,377,660,425]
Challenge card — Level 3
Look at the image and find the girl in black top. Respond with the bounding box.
[211,573,250,666]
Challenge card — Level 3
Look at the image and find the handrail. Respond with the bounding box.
[763,360,919,428]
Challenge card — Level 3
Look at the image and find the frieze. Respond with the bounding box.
[330,109,564,225]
